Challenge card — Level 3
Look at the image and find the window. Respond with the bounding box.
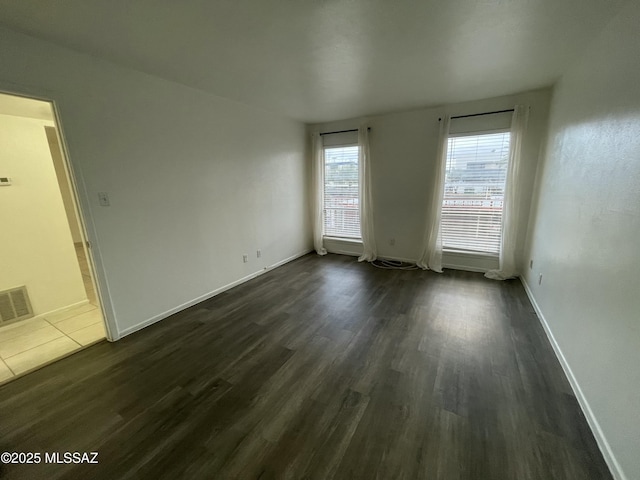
[323,145,360,238]
[441,132,511,254]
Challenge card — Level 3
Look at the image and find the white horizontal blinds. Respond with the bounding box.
[324,146,361,238]
[442,132,511,254]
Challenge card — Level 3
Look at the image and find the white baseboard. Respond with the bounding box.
[327,252,419,265]
[116,249,313,339]
[32,299,90,321]
[442,251,498,273]
[441,263,488,273]
[329,251,489,271]
[326,248,360,257]
[520,277,626,480]
[377,253,489,272]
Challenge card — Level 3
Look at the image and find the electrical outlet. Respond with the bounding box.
[538,273,543,285]
[529,260,533,269]
[389,238,396,246]
[257,249,261,258]
[243,254,249,263]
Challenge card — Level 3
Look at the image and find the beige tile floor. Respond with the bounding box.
[0,304,105,383]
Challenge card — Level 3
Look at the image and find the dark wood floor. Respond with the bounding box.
[0,254,612,479]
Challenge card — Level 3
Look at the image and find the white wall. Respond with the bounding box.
[522,2,640,479]
[310,88,551,270]
[0,26,311,339]
[0,113,87,315]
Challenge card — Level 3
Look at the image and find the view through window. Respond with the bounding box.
[323,146,360,238]
[441,132,511,254]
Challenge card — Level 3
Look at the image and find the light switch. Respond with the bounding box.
[98,192,110,206]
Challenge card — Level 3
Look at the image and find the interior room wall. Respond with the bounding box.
[309,88,551,271]
[0,26,312,339]
[0,113,87,316]
[522,2,640,479]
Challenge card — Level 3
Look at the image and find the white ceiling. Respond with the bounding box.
[0,0,627,123]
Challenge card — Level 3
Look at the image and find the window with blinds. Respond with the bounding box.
[324,145,360,238]
[442,132,511,254]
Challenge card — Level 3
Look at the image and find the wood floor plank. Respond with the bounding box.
[0,253,613,479]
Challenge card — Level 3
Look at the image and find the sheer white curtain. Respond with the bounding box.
[417,116,450,272]
[358,126,377,262]
[311,132,327,255]
[485,105,529,280]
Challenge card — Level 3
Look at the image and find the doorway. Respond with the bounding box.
[0,92,106,383]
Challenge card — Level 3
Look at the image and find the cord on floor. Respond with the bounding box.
[371,259,419,270]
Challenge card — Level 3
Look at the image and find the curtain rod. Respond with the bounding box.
[439,109,514,121]
[319,127,370,136]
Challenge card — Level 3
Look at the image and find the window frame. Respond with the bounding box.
[322,143,361,241]
[441,128,511,256]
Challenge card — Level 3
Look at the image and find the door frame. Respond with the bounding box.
[0,88,117,341]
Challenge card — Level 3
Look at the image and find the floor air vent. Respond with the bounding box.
[0,286,34,324]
